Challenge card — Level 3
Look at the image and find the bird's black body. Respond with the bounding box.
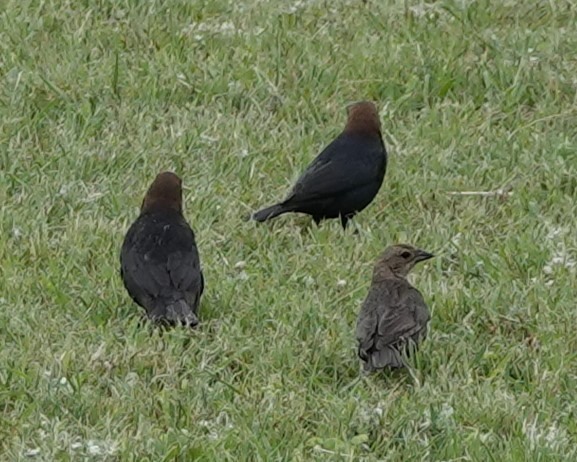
[120,209,204,327]
[253,101,387,229]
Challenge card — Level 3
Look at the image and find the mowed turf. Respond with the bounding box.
[1,0,577,460]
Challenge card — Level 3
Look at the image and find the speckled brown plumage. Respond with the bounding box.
[356,244,434,371]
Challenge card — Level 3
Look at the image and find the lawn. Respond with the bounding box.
[1,0,577,460]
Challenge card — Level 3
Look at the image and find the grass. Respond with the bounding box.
[1,0,577,460]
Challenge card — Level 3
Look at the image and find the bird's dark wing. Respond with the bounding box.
[355,288,382,359]
[166,248,201,291]
[120,215,202,310]
[356,281,429,356]
[120,241,161,309]
[375,284,430,349]
[288,133,385,203]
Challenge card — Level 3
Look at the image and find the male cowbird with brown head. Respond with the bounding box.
[252,101,386,229]
[120,172,204,327]
[356,244,434,371]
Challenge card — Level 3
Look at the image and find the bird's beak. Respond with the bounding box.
[415,249,435,262]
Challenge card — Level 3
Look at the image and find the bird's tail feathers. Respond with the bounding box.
[364,347,405,371]
[252,203,288,222]
[149,299,199,327]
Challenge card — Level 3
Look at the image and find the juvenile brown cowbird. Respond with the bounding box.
[356,244,434,371]
[252,101,387,229]
[120,172,204,327]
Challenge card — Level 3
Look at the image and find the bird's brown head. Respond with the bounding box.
[344,101,381,137]
[141,171,183,214]
[373,244,434,280]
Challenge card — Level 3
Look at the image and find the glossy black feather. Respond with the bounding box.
[120,209,203,326]
[253,116,387,229]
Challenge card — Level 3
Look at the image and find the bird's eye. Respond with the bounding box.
[401,251,411,259]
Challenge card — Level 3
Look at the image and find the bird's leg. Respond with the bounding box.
[341,213,361,234]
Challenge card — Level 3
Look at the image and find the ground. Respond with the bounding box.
[1,0,577,460]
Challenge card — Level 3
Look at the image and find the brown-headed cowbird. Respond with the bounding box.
[120,172,204,327]
[252,101,387,229]
[356,244,434,371]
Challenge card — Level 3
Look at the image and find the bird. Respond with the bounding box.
[120,172,204,327]
[252,101,387,229]
[356,244,434,371]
